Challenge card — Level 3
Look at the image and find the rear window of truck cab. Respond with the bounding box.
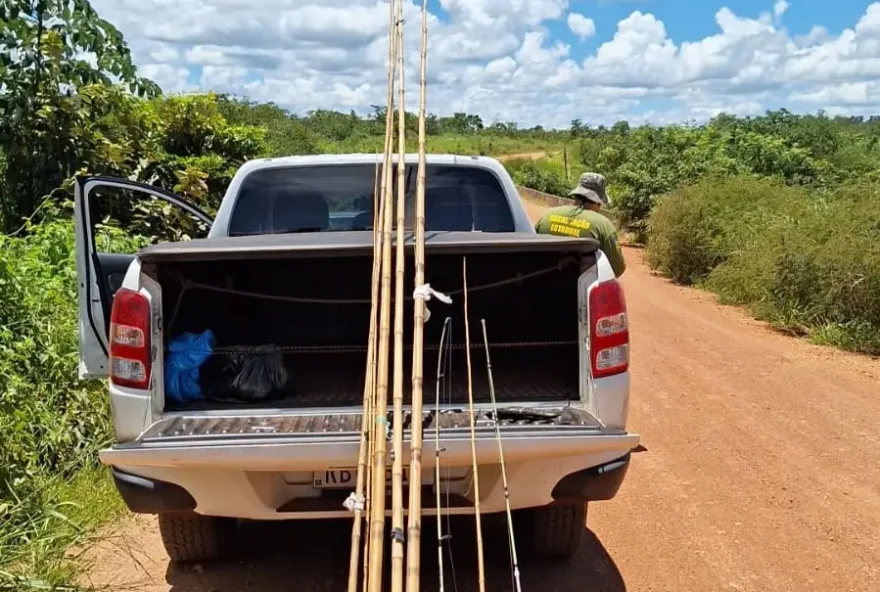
[227,163,516,236]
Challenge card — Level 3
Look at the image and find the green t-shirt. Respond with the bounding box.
[534,205,627,277]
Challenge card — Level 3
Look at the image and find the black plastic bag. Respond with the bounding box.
[201,346,290,402]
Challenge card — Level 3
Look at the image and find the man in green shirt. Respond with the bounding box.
[533,172,627,277]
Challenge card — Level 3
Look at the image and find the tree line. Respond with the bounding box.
[4,3,880,236]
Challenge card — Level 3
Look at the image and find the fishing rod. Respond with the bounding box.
[432,317,451,592]
[344,152,385,592]
[462,257,487,592]
[405,0,432,589]
[390,0,408,586]
[347,4,397,583]
[481,319,523,592]
[365,0,400,588]
[361,143,390,591]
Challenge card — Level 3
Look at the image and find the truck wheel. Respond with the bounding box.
[530,501,587,559]
[157,512,236,563]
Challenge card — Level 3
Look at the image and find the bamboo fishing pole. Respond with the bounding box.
[358,8,398,589]
[481,319,522,592]
[405,0,430,589]
[366,0,401,588]
[389,0,408,587]
[346,153,386,592]
[432,318,451,592]
[463,257,487,592]
[362,151,391,588]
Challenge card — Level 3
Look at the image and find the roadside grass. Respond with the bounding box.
[645,177,880,356]
[502,153,578,197]
[808,322,880,354]
[1,467,124,591]
[1,217,138,591]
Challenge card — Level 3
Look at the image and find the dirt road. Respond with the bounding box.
[496,151,549,162]
[84,201,880,592]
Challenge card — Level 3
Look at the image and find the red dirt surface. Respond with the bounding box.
[496,151,549,162]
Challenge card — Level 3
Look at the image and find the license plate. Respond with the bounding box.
[313,467,431,489]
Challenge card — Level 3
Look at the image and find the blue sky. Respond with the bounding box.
[566,0,866,41]
[91,0,880,127]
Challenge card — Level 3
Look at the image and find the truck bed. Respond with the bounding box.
[167,342,578,410]
[144,231,598,412]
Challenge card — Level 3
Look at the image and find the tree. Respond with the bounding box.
[611,120,630,136]
[440,112,483,134]
[217,95,319,156]
[0,0,158,231]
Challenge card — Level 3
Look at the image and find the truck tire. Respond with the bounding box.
[157,512,236,563]
[530,501,587,559]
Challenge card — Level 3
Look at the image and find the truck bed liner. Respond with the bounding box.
[166,342,580,411]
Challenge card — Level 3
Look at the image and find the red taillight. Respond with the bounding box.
[109,288,152,389]
[589,280,629,378]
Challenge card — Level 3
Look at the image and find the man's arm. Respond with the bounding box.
[600,230,627,278]
[534,213,547,233]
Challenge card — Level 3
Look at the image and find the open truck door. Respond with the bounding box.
[73,176,213,379]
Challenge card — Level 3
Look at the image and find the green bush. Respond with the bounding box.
[708,183,880,353]
[646,177,880,354]
[645,177,802,283]
[0,216,141,584]
[504,158,570,195]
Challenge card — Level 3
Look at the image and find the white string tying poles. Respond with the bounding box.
[413,284,452,322]
[343,492,366,512]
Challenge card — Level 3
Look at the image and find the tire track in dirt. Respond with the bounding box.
[83,200,880,592]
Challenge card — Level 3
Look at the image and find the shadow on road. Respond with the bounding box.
[165,516,625,592]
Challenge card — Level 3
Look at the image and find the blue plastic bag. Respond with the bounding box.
[164,330,216,403]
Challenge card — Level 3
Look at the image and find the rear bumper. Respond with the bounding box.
[101,431,637,471]
[110,452,633,516]
[552,452,630,502]
[102,409,638,519]
[112,466,197,514]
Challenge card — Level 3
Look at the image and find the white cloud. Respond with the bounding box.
[790,82,876,105]
[149,45,179,63]
[567,13,596,41]
[139,63,190,93]
[439,0,568,28]
[200,65,249,90]
[584,11,678,87]
[89,0,880,128]
[773,0,789,23]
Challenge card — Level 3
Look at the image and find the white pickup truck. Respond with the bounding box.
[74,154,639,564]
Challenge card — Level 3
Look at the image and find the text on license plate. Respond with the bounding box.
[313,468,431,489]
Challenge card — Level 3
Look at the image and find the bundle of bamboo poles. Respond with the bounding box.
[346,2,523,587]
[346,0,432,590]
